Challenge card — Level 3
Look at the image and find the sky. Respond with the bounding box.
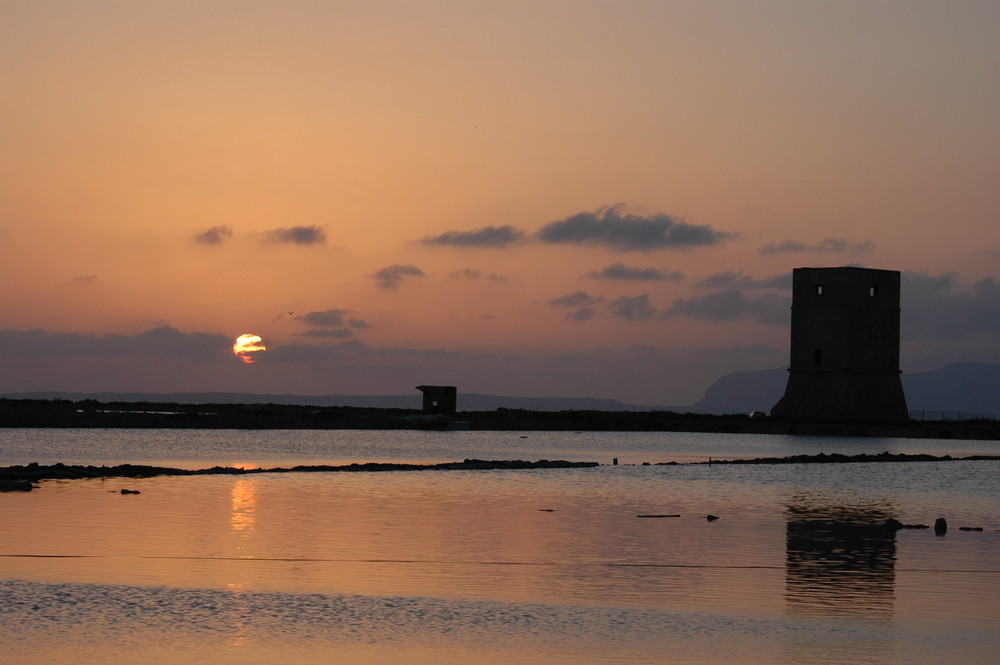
[2,1,999,406]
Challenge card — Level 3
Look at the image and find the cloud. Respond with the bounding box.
[448,268,509,282]
[370,264,426,289]
[293,309,370,340]
[897,271,1000,371]
[266,339,490,364]
[626,344,659,358]
[548,290,663,322]
[262,339,371,363]
[421,225,527,248]
[265,225,326,246]
[585,262,685,282]
[298,328,354,339]
[902,270,956,293]
[547,291,604,322]
[567,307,598,321]
[537,204,734,251]
[695,270,791,290]
[758,237,875,256]
[547,291,604,308]
[663,290,790,325]
[0,325,231,361]
[297,309,365,328]
[194,225,233,245]
[901,271,1000,340]
[610,294,657,321]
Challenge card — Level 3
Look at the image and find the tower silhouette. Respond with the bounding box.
[771,267,909,422]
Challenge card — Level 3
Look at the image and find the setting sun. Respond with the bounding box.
[233,334,266,364]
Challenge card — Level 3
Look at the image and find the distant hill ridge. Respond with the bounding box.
[0,391,661,413]
[691,362,1000,418]
[5,362,998,417]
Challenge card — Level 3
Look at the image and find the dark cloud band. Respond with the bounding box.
[371,264,426,289]
[759,237,875,255]
[537,205,733,251]
[421,225,526,248]
[586,262,684,282]
[265,226,326,245]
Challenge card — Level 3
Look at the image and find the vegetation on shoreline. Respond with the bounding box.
[1,397,999,440]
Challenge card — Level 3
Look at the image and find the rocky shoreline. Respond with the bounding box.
[3,451,998,492]
[0,459,598,491]
[688,451,1000,465]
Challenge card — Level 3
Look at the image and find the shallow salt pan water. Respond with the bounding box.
[1,429,999,664]
[4,578,996,665]
[2,427,996,468]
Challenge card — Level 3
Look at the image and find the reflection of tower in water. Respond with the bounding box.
[785,494,898,619]
[783,494,899,664]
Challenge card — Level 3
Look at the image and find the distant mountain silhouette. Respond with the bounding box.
[1,391,664,413]
[902,362,1000,417]
[688,368,789,415]
[5,361,997,417]
[690,362,1000,417]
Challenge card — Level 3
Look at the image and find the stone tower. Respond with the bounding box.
[771,267,909,422]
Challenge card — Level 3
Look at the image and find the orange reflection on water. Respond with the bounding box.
[230,477,258,535]
[227,479,257,651]
[225,582,252,649]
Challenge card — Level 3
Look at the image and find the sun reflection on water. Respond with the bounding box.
[225,583,252,649]
[227,477,257,650]
[230,477,258,536]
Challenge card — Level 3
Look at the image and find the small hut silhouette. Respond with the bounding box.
[416,385,457,417]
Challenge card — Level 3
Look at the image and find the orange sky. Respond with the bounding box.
[2,1,999,405]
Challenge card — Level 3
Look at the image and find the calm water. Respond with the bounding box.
[1,428,998,664]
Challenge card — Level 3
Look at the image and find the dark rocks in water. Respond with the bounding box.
[447,459,598,471]
[695,451,1000,465]
[636,514,680,518]
[0,459,599,485]
[0,479,33,492]
[120,488,141,495]
[706,514,720,521]
[934,517,948,535]
[883,518,929,530]
[959,526,984,531]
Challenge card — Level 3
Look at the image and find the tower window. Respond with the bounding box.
[816,285,824,296]
[870,285,878,296]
